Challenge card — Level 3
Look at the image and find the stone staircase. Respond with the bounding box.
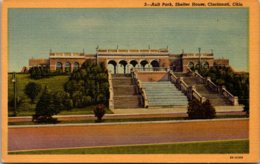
[175,73,232,106]
[142,81,188,107]
[112,74,142,109]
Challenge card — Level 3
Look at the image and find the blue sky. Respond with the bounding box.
[8,8,248,72]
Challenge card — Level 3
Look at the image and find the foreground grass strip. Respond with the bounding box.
[8,115,247,126]
[10,139,249,154]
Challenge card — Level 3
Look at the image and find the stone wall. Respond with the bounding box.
[29,58,49,67]
[137,72,169,82]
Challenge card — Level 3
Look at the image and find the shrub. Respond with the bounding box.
[187,99,216,119]
[24,82,42,103]
[33,86,60,123]
[93,104,106,122]
[29,67,50,79]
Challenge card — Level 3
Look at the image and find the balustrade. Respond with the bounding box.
[194,70,205,83]
[188,69,239,106]
[131,69,149,108]
[221,86,239,105]
[135,67,168,72]
[206,77,218,92]
[108,71,114,109]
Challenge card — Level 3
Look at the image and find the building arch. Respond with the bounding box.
[73,62,80,71]
[65,62,71,73]
[188,62,194,69]
[203,61,209,69]
[56,62,63,72]
[140,60,149,70]
[195,63,200,69]
[119,60,128,74]
[150,60,160,71]
[130,60,138,67]
[108,60,117,74]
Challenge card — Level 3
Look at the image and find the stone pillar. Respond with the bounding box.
[115,64,118,74]
[188,85,195,100]
[201,97,207,103]
[221,85,226,92]
[126,64,130,74]
[116,65,119,74]
[233,96,239,106]
[62,62,65,72]
[206,76,211,85]
[71,63,74,72]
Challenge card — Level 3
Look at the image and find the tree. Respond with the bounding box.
[33,86,60,123]
[187,99,216,119]
[93,104,106,122]
[64,60,109,108]
[24,82,42,103]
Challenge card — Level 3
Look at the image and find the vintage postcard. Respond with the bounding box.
[1,0,259,163]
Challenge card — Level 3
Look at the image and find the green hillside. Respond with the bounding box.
[8,73,68,116]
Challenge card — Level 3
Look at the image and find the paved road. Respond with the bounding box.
[8,119,248,151]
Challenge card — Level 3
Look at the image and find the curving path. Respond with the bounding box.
[8,119,248,152]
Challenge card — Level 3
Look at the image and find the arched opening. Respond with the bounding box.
[203,61,209,69]
[108,60,117,74]
[195,63,200,69]
[73,62,80,71]
[151,60,160,71]
[129,60,138,72]
[140,60,149,71]
[130,60,138,67]
[65,62,71,73]
[188,62,194,69]
[56,62,63,72]
[119,60,128,74]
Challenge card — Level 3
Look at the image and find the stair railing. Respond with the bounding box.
[131,69,149,108]
[189,69,239,106]
[179,77,189,94]
[169,70,206,103]
[206,77,218,92]
[108,71,114,109]
[169,70,178,84]
[134,67,168,72]
[194,70,205,83]
[169,70,188,94]
[192,87,207,103]
[221,86,239,105]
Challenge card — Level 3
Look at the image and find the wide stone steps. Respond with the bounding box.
[142,81,188,107]
[113,85,137,95]
[112,74,142,109]
[113,79,133,86]
[114,95,141,109]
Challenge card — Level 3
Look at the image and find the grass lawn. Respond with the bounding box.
[9,139,249,154]
[8,73,69,116]
[8,73,112,116]
[8,116,185,126]
[8,114,247,126]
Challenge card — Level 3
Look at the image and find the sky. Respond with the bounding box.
[8,8,248,72]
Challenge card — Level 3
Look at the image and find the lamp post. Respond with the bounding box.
[198,47,201,70]
[12,72,17,116]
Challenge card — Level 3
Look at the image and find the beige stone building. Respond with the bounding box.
[27,48,229,73]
